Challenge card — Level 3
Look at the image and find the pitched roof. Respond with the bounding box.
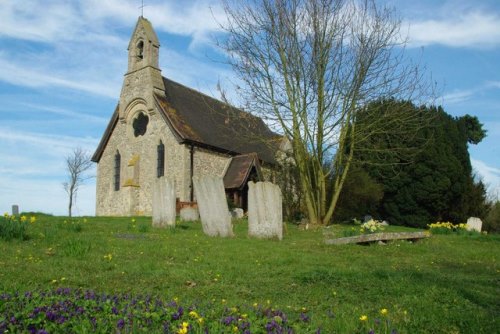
[223,153,263,190]
[91,104,119,162]
[155,77,281,163]
[92,77,282,164]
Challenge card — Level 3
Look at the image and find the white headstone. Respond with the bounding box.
[11,205,19,216]
[180,207,200,222]
[466,217,482,232]
[152,177,176,227]
[231,208,244,219]
[248,181,283,240]
[193,175,233,237]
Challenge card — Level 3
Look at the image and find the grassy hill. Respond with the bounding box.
[1,215,498,333]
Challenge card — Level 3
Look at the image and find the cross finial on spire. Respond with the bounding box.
[139,0,146,17]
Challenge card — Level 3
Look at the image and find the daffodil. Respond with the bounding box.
[30,216,36,224]
[20,215,27,223]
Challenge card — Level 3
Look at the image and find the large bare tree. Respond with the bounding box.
[63,147,93,217]
[219,0,432,225]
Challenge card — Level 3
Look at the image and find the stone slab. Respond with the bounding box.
[325,231,430,245]
[466,217,482,232]
[248,181,283,240]
[152,177,176,227]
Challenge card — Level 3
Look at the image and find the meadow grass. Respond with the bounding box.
[0,214,498,333]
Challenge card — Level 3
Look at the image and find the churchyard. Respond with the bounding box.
[1,213,498,333]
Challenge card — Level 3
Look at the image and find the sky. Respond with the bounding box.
[0,0,499,216]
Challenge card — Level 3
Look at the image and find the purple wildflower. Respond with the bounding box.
[117,318,125,329]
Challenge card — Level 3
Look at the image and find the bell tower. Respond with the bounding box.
[119,17,165,120]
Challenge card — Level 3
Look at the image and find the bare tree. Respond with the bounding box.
[219,0,433,225]
[63,148,93,217]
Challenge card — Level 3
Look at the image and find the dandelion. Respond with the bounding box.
[51,279,58,284]
[380,308,388,316]
[104,254,113,261]
[189,310,199,319]
[360,315,368,321]
[30,216,36,224]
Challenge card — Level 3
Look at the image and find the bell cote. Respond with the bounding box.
[127,17,160,73]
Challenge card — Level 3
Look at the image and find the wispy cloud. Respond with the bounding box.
[471,158,500,200]
[407,10,500,48]
[441,81,500,105]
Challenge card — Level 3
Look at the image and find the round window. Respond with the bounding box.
[132,112,149,137]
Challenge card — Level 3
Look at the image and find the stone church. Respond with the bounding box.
[92,17,285,216]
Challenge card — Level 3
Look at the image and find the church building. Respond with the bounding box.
[92,17,285,216]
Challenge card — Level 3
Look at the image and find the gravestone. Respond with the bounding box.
[152,177,176,227]
[231,208,244,219]
[11,205,19,216]
[192,175,233,237]
[180,207,200,222]
[466,217,482,232]
[248,181,283,240]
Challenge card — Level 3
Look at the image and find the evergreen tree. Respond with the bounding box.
[354,101,487,227]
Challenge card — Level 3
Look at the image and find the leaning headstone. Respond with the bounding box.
[466,217,482,232]
[11,205,19,216]
[231,208,244,219]
[363,215,373,223]
[152,177,176,227]
[248,181,283,240]
[180,207,200,222]
[193,175,233,237]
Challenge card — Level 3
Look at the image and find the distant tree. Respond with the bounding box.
[219,0,432,225]
[63,148,93,217]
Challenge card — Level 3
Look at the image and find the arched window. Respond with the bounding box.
[157,141,165,178]
[114,151,121,191]
[136,40,144,60]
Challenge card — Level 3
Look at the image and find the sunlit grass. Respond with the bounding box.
[0,214,498,333]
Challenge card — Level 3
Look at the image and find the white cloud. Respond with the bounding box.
[471,158,500,201]
[407,11,500,48]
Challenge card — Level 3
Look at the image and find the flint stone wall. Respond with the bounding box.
[248,181,283,240]
[193,175,233,237]
[152,177,176,227]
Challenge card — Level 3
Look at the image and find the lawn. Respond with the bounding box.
[1,214,499,333]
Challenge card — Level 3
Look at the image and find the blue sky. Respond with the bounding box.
[1,0,499,216]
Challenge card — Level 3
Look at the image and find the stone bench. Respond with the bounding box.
[325,231,430,245]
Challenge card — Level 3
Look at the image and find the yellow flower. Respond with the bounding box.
[103,254,113,261]
[3,212,9,218]
[176,321,189,334]
[189,310,199,319]
[359,315,368,321]
[232,325,239,333]
[51,279,58,284]
[30,216,36,224]
[380,308,388,316]
[20,215,27,223]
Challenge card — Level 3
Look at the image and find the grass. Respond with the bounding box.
[0,214,499,333]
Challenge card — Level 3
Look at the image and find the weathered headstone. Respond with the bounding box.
[193,175,233,237]
[11,205,19,216]
[248,181,283,240]
[231,208,244,219]
[152,177,176,227]
[466,217,482,232]
[180,207,200,222]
